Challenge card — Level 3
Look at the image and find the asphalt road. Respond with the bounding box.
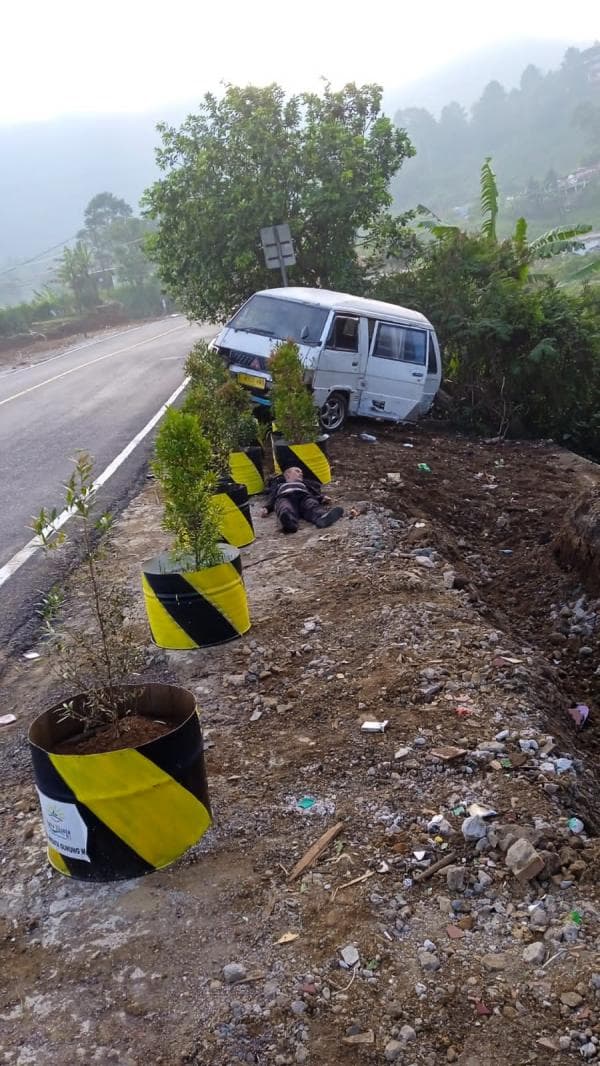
[0,316,212,653]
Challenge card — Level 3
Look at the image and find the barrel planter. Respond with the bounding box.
[142,545,251,650]
[272,435,331,485]
[212,478,255,547]
[29,683,212,882]
[229,446,265,496]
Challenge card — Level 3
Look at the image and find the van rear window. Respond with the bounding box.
[229,295,328,346]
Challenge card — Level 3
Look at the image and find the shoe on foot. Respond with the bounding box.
[315,506,344,528]
[279,512,298,533]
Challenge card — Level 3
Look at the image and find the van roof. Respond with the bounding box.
[255,287,432,327]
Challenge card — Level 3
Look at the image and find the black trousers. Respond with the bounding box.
[274,491,324,531]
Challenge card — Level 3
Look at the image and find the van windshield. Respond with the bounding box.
[228,295,329,346]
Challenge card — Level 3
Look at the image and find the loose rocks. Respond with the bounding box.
[223,962,247,984]
[462,815,488,842]
[505,838,545,882]
[523,941,546,965]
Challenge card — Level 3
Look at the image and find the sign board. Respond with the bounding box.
[260,224,296,270]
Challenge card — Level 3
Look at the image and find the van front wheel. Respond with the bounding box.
[319,392,347,432]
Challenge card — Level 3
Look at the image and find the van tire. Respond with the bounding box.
[319,392,348,432]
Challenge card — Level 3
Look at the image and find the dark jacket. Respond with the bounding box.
[265,474,325,514]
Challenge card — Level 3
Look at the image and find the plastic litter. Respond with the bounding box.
[569,910,583,926]
[417,463,431,473]
[500,549,513,556]
[0,714,17,726]
[359,432,377,442]
[361,720,389,733]
[297,796,316,811]
[567,704,590,729]
[23,651,40,660]
[403,443,414,448]
[568,817,584,834]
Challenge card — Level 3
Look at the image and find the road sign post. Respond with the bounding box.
[260,224,296,287]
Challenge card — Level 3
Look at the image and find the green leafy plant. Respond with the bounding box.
[269,340,320,444]
[184,341,259,474]
[36,585,65,629]
[32,452,143,737]
[153,407,222,570]
[143,81,414,320]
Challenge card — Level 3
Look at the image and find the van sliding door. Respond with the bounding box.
[358,322,428,422]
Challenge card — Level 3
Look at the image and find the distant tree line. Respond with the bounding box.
[391,45,600,230]
[0,193,165,335]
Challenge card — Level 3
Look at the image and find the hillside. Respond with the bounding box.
[391,44,600,226]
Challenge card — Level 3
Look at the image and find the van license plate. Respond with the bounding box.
[238,373,266,391]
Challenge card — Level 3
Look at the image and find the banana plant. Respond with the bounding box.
[418,157,591,277]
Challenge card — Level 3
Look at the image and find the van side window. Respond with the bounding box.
[372,323,427,366]
[327,315,359,353]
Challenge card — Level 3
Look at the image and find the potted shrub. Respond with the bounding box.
[144,406,251,650]
[29,452,212,881]
[184,342,259,542]
[269,339,331,485]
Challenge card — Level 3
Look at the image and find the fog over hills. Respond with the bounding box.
[0,38,587,283]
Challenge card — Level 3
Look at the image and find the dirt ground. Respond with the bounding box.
[0,316,156,372]
[2,422,600,1066]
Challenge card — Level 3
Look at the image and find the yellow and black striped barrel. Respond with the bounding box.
[213,480,255,547]
[142,546,251,649]
[29,684,212,881]
[272,437,331,485]
[229,446,265,496]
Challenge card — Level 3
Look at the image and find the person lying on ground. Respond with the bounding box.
[261,466,344,534]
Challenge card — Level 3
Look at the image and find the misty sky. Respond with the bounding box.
[2,0,598,124]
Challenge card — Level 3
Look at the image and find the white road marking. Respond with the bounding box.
[0,323,187,408]
[0,376,190,589]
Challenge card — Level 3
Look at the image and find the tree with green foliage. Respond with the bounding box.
[269,341,320,444]
[108,216,155,287]
[143,82,414,321]
[56,242,99,311]
[153,408,222,570]
[373,227,600,449]
[183,342,258,475]
[80,193,133,270]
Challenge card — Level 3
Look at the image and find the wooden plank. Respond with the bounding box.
[287,821,345,882]
[413,851,458,883]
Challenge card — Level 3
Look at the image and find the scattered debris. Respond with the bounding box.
[361,719,389,732]
[287,822,345,881]
[568,703,590,728]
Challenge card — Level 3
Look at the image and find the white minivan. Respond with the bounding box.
[212,287,441,431]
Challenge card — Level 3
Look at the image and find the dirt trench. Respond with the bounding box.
[342,424,600,821]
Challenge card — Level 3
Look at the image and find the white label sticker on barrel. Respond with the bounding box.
[36,789,90,862]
